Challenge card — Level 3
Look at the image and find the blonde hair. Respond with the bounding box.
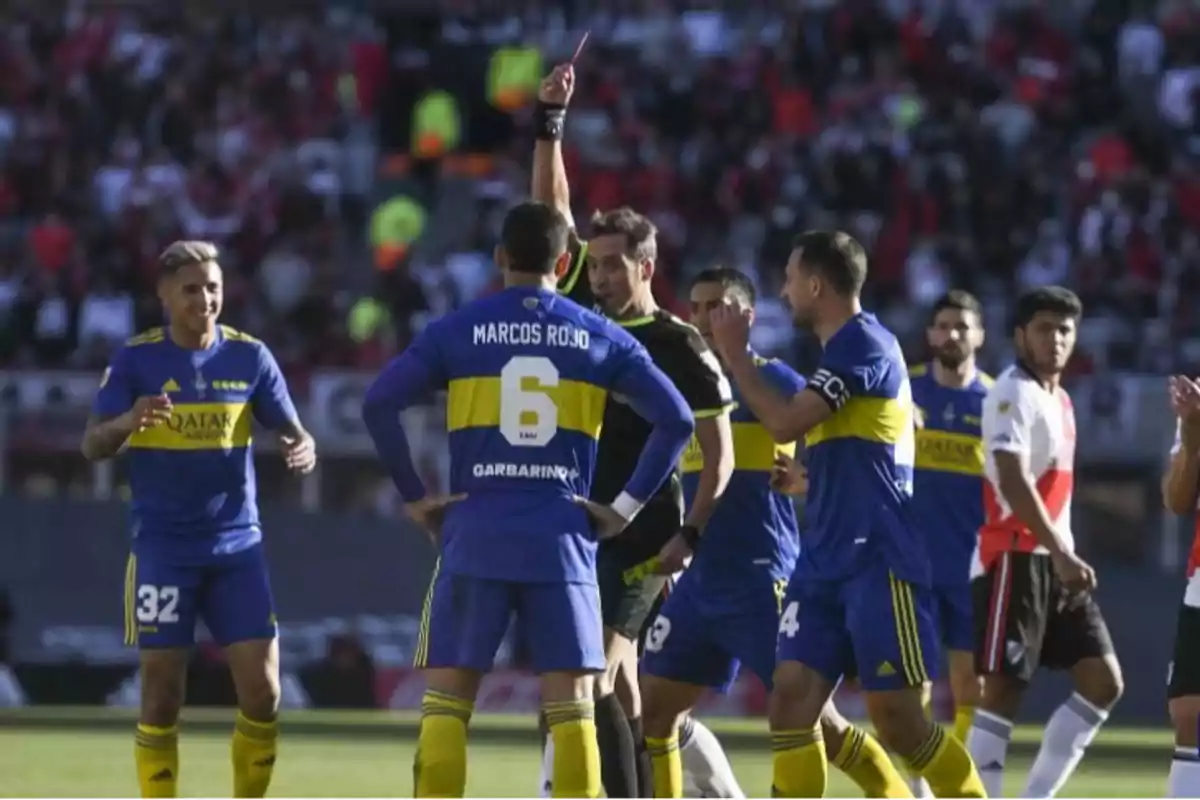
[159,240,219,274]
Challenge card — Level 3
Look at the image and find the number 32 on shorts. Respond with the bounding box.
[137,585,181,624]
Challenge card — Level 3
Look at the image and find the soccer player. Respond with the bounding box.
[81,240,317,799]
[1162,374,1200,797]
[906,291,991,796]
[642,267,914,800]
[533,64,738,798]
[967,287,1123,798]
[360,201,695,799]
[709,231,985,799]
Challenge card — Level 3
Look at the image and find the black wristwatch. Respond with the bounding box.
[678,524,701,549]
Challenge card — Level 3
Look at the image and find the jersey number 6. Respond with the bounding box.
[499,356,560,448]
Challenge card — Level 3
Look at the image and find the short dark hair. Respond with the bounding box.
[589,206,658,262]
[929,290,983,325]
[791,230,867,296]
[1012,286,1083,329]
[500,201,571,275]
[159,240,219,275]
[691,267,756,305]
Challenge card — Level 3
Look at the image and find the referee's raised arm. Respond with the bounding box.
[531,64,575,229]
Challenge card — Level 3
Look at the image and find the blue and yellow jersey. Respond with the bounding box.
[801,312,927,584]
[92,325,299,564]
[682,354,805,602]
[362,286,692,584]
[909,363,991,587]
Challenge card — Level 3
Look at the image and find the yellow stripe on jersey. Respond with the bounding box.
[681,421,796,473]
[889,572,929,686]
[805,396,911,448]
[128,402,253,450]
[219,324,261,344]
[124,554,137,646]
[915,429,984,476]
[126,327,165,347]
[446,376,607,439]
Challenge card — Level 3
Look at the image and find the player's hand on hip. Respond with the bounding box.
[573,496,628,540]
[770,454,808,496]
[708,303,751,360]
[538,64,575,106]
[1051,550,1098,595]
[656,533,692,574]
[122,394,173,433]
[405,493,468,544]
[280,432,317,475]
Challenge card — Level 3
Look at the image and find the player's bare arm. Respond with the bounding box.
[654,412,733,573]
[532,64,576,228]
[680,413,733,528]
[81,395,173,461]
[709,304,833,443]
[993,450,1097,592]
[1164,375,1200,514]
[275,419,318,475]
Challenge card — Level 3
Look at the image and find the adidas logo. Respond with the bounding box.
[150,768,174,782]
[876,661,896,677]
[980,761,1004,772]
[254,756,276,767]
[161,379,180,393]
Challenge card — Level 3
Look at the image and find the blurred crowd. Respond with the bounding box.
[408,0,1200,374]
[3,0,1200,378]
[0,3,383,375]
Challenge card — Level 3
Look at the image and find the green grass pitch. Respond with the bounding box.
[0,708,1174,797]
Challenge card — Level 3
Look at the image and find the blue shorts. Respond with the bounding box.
[416,562,605,674]
[125,545,277,649]
[934,581,974,654]
[776,560,941,691]
[641,572,785,693]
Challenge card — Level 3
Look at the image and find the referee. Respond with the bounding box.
[533,64,736,799]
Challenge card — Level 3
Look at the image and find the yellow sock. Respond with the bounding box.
[134,723,179,798]
[906,724,986,799]
[771,727,827,797]
[231,712,278,798]
[903,692,934,788]
[414,690,473,798]
[544,699,601,799]
[645,732,683,798]
[832,725,913,798]
[953,706,975,743]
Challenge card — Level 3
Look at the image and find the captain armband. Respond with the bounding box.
[809,368,850,411]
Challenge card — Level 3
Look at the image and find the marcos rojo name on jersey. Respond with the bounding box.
[472,322,590,350]
[129,402,253,450]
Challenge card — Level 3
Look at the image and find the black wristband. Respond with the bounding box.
[534,100,566,141]
[678,524,701,549]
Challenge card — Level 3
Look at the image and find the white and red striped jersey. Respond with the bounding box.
[1169,423,1200,607]
[973,364,1076,574]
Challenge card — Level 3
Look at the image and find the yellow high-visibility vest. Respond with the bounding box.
[487,46,543,112]
[348,297,391,342]
[411,90,461,159]
[370,195,426,270]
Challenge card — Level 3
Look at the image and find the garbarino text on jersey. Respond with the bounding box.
[472,462,582,480]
